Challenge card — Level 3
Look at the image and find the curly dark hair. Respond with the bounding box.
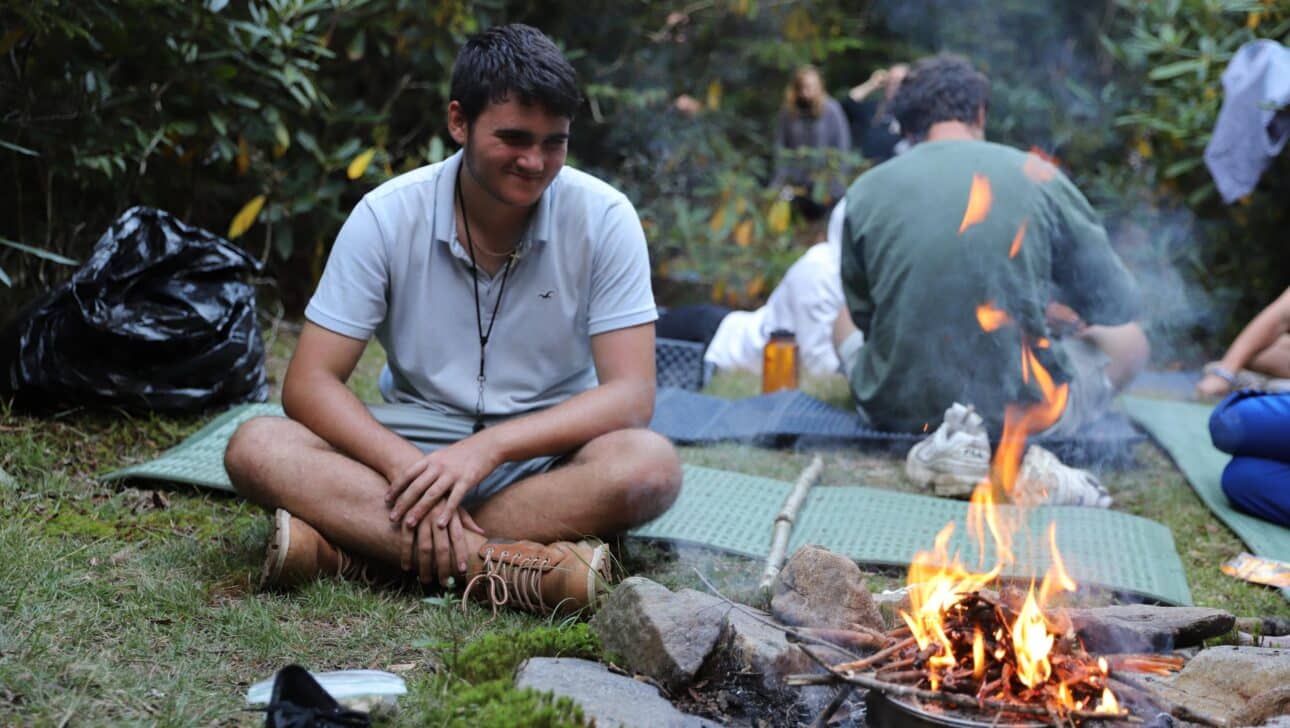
[889,54,990,141]
[450,24,583,124]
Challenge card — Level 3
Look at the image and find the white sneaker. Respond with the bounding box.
[1013,445,1112,508]
[905,403,992,497]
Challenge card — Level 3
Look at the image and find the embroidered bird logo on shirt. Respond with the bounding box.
[539,290,555,299]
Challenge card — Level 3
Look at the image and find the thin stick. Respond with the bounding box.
[796,627,887,652]
[759,455,824,591]
[832,636,917,672]
[793,646,1140,724]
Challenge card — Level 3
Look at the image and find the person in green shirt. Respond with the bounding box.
[833,54,1148,505]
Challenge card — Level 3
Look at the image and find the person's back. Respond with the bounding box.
[842,129,1138,434]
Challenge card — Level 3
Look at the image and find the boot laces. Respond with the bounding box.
[335,549,380,586]
[462,547,551,615]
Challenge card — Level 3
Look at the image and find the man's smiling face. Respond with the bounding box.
[451,97,570,209]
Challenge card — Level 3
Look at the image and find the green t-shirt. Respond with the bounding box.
[840,140,1140,433]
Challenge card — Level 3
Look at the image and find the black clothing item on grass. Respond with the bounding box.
[256,665,370,728]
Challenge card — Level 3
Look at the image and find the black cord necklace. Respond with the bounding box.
[456,170,517,433]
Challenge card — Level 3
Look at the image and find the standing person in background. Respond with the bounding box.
[771,65,852,220]
[840,63,909,164]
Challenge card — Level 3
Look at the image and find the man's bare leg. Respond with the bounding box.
[224,416,682,576]
[468,428,682,542]
[1078,322,1150,391]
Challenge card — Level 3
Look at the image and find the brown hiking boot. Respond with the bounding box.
[462,538,612,616]
[259,509,397,591]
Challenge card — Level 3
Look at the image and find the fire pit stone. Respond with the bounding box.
[1142,645,1290,726]
[1064,605,1236,654]
[514,657,721,727]
[771,544,884,632]
[590,576,727,692]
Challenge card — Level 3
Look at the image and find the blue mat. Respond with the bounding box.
[649,387,1143,465]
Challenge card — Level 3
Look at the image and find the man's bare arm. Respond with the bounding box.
[282,322,423,482]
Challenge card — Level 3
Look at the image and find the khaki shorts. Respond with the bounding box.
[837,332,1112,435]
[368,403,563,508]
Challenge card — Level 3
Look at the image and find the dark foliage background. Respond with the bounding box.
[1,0,1286,360]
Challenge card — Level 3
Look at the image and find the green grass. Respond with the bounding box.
[1,329,1287,724]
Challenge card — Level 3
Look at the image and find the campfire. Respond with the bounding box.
[787,345,1184,723]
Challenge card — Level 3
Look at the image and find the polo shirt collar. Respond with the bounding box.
[433,150,555,255]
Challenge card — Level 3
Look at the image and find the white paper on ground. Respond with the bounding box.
[246,669,407,706]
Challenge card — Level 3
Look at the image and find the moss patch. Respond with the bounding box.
[450,624,601,684]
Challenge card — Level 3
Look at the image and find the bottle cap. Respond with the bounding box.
[769,328,796,340]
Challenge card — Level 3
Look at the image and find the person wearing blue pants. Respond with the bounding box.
[1210,389,1290,528]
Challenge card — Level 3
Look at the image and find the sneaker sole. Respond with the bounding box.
[906,455,985,496]
[586,543,609,604]
[259,508,292,591]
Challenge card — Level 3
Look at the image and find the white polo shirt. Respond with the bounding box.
[305,151,657,417]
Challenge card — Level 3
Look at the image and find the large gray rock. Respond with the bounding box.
[771,545,884,632]
[515,657,720,727]
[1065,605,1235,653]
[1145,646,1290,725]
[590,577,728,691]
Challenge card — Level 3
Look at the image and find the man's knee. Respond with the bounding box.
[589,429,682,522]
[223,416,290,502]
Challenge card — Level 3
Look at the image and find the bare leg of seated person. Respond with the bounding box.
[1248,333,1290,380]
[224,417,681,614]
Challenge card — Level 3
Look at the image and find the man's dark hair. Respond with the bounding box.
[889,54,990,141]
[450,24,582,124]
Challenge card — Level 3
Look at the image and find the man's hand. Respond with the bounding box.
[406,504,484,587]
[386,437,500,529]
[1045,301,1086,337]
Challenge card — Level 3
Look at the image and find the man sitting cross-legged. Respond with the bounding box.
[831,55,1149,506]
[224,24,682,616]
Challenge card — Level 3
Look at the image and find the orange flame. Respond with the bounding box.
[1023,147,1060,183]
[972,628,986,680]
[1039,522,1078,604]
[958,173,993,233]
[1096,687,1121,714]
[993,343,1068,498]
[1012,584,1054,687]
[976,302,1011,332]
[1009,220,1027,258]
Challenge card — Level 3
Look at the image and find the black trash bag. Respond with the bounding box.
[0,206,268,412]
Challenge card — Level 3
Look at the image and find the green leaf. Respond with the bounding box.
[1163,157,1203,178]
[428,135,445,163]
[1148,59,1206,81]
[0,238,78,265]
[0,140,38,157]
[0,264,10,287]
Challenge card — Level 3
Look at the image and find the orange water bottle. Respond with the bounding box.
[762,329,799,393]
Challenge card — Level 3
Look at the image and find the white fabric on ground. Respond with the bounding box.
[703,202,854,375]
